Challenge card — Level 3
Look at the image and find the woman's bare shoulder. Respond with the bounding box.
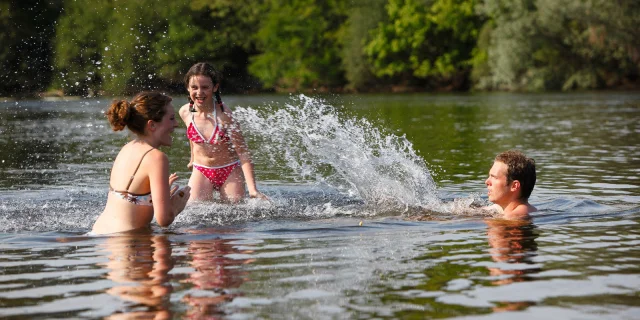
[145,148,168,162]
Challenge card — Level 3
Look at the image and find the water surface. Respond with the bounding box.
[0,92,638,318]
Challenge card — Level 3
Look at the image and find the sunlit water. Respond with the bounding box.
[0,93,639,319]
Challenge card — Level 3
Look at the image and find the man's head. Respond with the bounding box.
[490,150,536,201]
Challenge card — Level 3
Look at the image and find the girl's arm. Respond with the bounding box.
[148,151,190,226]
[222,105,267,200]
[188,140,194,169]
[179,104,194,169]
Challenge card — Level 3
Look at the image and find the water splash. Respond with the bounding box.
[235,94,440,212]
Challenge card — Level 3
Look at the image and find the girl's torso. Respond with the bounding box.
[184,104,239,166]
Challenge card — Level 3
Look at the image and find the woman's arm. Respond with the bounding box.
[148,151,190,226]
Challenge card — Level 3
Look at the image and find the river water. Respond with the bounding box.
[0,92,639,319]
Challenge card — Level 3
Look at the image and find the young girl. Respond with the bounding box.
[92,91,191,235]
[179,62,267,203]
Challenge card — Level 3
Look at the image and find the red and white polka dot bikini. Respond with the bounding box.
[187,103,240,190]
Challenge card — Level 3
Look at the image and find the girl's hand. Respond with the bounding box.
[187,161,193,169]
[249,191,269,201]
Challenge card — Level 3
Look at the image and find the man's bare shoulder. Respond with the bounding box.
[482,203,503,214]
[503,203,536,220]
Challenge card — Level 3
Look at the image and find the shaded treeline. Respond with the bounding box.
[1,0,639,97]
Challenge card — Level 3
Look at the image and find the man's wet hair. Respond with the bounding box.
[495,150,536,200]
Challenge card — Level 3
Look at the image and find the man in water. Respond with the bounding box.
[485,150,537,219]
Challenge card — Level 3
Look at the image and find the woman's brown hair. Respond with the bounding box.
[106,91,172,135]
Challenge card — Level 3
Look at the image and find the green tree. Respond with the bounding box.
[338,0,386,91]
[249,0,348,91]
[474,0,640,91]
[364,0,483,90]
[55,0,168,95]
[99,1,170,94]
[54,0,261,96]
[53,0,111,96]
[153,0,261,93]
[0,0,62,96]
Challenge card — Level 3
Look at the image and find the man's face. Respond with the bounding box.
[485,161,512,206]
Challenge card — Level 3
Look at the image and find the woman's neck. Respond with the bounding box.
[133,136,159,149]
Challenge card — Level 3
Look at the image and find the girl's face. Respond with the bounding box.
[187,75,219,108]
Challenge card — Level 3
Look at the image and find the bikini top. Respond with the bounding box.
[109,148,155,206]
[186,104,229,144]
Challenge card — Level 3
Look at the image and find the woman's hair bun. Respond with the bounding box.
[106,99,132,131]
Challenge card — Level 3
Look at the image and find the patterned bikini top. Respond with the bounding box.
[109,148,155,206]
[186,104,229,144]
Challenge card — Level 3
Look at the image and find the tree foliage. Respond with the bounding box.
[248,0,348,91]
[364,0,483,90]
[152,0,261,92]
[0,0,62,96]
[338,0,386,91]
[2,0,639,97]
[474,0,640,91]
[52,0,109,96]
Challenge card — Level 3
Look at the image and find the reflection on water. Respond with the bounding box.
[0,93,639,318]
[485,218,539,312]
[0,216,638,318]
[182,229,254,319]
[95,229,256,319]
[100,231,174,320]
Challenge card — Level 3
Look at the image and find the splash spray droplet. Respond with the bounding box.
[234,94,440,211]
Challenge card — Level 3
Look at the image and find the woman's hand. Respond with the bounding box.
[169,173,179,186]
[170,185,190,199]
[170,185,191,217]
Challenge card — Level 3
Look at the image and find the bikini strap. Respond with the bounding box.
[124,148,156,191]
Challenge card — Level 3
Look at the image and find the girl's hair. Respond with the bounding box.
[184,62,223,111]
[106,91,172,135]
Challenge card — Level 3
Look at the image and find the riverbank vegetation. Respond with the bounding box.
[1,0,639,97]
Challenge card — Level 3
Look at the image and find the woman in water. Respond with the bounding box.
[179,62,267,202]
[92,91,191,235]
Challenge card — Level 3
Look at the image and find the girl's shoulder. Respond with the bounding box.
[219,102,233,113]
[218,103,234,120]
[178,103,193,119]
